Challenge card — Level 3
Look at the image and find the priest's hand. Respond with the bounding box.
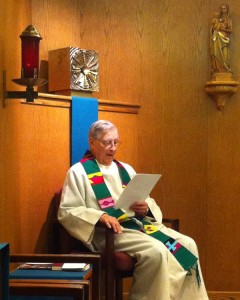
[130,200,149,218]
[100,214,122,234]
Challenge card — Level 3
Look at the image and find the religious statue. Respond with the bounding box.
[210,4,232,73]
[205,4,239,110]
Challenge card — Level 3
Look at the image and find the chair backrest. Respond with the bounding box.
[52,190,90,254]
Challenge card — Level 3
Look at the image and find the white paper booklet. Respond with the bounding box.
[61,263,90,271]
[114,174,161,209]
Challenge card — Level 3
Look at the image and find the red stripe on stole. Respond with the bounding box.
[91,176,104,185]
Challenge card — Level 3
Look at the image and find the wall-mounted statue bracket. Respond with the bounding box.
[205,73,239,110]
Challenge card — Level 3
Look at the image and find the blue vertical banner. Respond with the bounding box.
[71,97,98,166]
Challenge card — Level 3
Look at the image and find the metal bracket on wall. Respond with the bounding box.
[2,70,47,108]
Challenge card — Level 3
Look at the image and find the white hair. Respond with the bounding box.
[89,120,117,139]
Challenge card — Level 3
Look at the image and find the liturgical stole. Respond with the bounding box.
[80,154,200,285]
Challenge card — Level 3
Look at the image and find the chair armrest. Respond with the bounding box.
[162,218,179,232]
[10,253,100,264]
[95,221,115,300]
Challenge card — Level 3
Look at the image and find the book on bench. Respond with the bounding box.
[60,263,90,272]
[18,263,52,270]
[18,262,90,272]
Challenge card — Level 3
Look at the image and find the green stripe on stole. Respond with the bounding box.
[80,157,200,282]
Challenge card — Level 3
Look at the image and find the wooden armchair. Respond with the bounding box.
[52,190,179,300]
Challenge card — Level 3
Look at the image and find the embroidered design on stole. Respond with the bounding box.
[80,154,200,285]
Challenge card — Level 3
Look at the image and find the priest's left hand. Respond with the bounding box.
[130,201,148,217]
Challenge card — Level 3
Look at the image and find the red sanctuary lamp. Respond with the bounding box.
[9,25,47,102]
[20,25,41,79]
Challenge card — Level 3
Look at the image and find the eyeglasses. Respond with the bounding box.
[97,139,121,148]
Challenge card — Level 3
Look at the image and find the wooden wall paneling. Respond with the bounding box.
[32,0,81,60]
[32,0,142,105]
[136,1,210,276]
[206,109,240,290]
[205,0,240,291]
[1,102,70,254]
[0,0,32,252]
[16,104,70,253]
[92,0,142,104]
[208,291,240,300]
[0,106,22,252]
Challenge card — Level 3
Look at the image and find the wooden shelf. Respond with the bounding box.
[21,93,141,114]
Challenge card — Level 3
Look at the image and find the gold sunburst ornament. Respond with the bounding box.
[70,48,99,92]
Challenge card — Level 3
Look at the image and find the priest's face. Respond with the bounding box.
[89,127,120,165]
